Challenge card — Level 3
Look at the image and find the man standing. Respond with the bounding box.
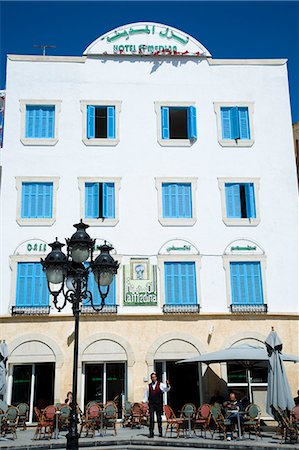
[143,372,170,438]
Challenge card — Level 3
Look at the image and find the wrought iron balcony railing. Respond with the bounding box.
[163,304,200,314]
[11,306,51,316]
[81,304,118,315]
[230,304,268,313]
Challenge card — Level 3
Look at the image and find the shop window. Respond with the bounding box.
[214,102,254,147]
[155,102,197,147]
[225,183,256,219]
[85,182,115,219]
[13,262,49,315]
[230,261,265,311]
[164,262,199,312]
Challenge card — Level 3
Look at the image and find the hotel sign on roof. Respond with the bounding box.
[83,22,212,57]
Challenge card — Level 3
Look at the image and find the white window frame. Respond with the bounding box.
[78,177,121,227]
[157,254,202,308]
[214,102,254,147]
[218,177,260,226]
[223,254,267,310]
[20,100,61,146]
[155,177,197,226]
[154,101,197,147]
[80,100,121,146]
[15,176,59,226]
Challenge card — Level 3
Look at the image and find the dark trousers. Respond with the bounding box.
[149,403,163,436]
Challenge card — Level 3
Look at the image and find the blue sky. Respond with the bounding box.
[1,1,299,122]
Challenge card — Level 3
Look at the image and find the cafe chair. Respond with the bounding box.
[1,406,18,439]
[79,403,101,438]
[33,406,55,440]
[103,402,117,435]
[210,405,231,440]
[193,403,211,437]
[130,402,143,428]
[163,404,185,438]
[122,401,132,427]
[274,407,299,444]
[243,403,261,439]
[16,403,29,430]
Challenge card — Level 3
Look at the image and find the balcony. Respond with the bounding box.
[81,304,118,315]
[163,304,200,314]
[11,306,51,316]
[230,304,268,314]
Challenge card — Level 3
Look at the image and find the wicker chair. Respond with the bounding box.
[103,402,117,435]
[163,404,184,437]
[33,406,55,440]
[1,406,18,439]
[122,401,132,427]
[79,403,101,438]
[193,403,211,437]
[17,403,29,430]
[210,404,231,440]
[243,403,261,439]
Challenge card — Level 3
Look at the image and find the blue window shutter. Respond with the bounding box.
[221,107,231,139]
[25,106,54,138]
[103,183,115,218]
[230,262,263,305]
[85,264,116,306]
[238,107,250,139]
[225,183,241,218]
[85,183,99,218]
[162,184,170,218]
[16,263,48,307]
[230,107,240,139]
[107,106,115,139]
[162,183,192,218]
[161,107,170,139]
[87,106,95,139]
[164,262,197,305]
[187,106,197,140]
[21,183,31,218]
[25,106,34,138]
[244,183,256,218]
[177,183,192,218]
[21,182,53,219]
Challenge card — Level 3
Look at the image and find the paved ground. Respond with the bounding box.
[0,425,297,450]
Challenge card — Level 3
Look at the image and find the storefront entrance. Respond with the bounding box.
[155,361,200,414]
[11,363,55,423]
[84,362,125,417]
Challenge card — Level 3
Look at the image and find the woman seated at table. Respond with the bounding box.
[223,392,244,440]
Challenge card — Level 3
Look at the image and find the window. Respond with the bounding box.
[162,183,192,218]
[155,178,197,226]
[21,182,53,219]
[164,262,199,312]
[16,177,59,226]
[155,102,197,146]
[20,100,61,145]
[78,177,121,226]
[218,178,260,226]
[15,262,49,312]
[85,272,116,306]
[85,182,115,219]
[225,183,256,218]
[80,101,121,146]
[230,261,264,306]
[214,102,254,147]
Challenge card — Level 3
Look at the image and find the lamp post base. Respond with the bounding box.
[66,431,79,450]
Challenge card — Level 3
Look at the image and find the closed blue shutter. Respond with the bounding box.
[187,106,197,139]
[21,182,53,218]
[225,183,241,218]
[230,107,240,139]
[165,262,197,305]
[85,266,116,306]
[238,107,250,139]
[244,183,256,218]
[221,107,231,139]
[16,262,49,307]
[103,183,115,218]
[25,106,54,138]
[85,183,99,218]
[107,106,115,139]
[162,183,192,218]
[87,106,95,139]
[161,107,170,139]
[230,262,263,305]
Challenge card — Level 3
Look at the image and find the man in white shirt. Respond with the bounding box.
[143,372,170,438]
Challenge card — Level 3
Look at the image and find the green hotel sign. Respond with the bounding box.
[106,25,189,45]
[231,246,257,251]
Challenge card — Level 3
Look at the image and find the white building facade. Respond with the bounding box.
[0,22,298,421]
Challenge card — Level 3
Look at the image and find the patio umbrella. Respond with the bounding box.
[265,329,295,417]
[0,341,9,412]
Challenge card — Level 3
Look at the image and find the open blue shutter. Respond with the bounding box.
[85,183,99,218]
[221,107,231,139]
[187,106,197,139]
[161,107,170,139]
[107,106,115,139]
[103,183,115,218]
[230,107,240,139]
[239,107,250,139]
[244,183,256,218]
[225,183,241,218]
[16,263,48,307]
[87,106,95,139]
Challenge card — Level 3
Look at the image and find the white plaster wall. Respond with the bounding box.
[1,56,298,314]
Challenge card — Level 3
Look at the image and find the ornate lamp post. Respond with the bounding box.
[41,220,119,450]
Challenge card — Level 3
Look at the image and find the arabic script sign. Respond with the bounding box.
[84,22,211,57]
[123,258,158,306]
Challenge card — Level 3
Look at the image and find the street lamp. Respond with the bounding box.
[41,220,119,450]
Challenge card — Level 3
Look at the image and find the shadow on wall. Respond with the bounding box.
[202,366,228,404]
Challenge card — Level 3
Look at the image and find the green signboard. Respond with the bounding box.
[123,259,157,306]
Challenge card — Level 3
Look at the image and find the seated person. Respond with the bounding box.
[223,392,244,440]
